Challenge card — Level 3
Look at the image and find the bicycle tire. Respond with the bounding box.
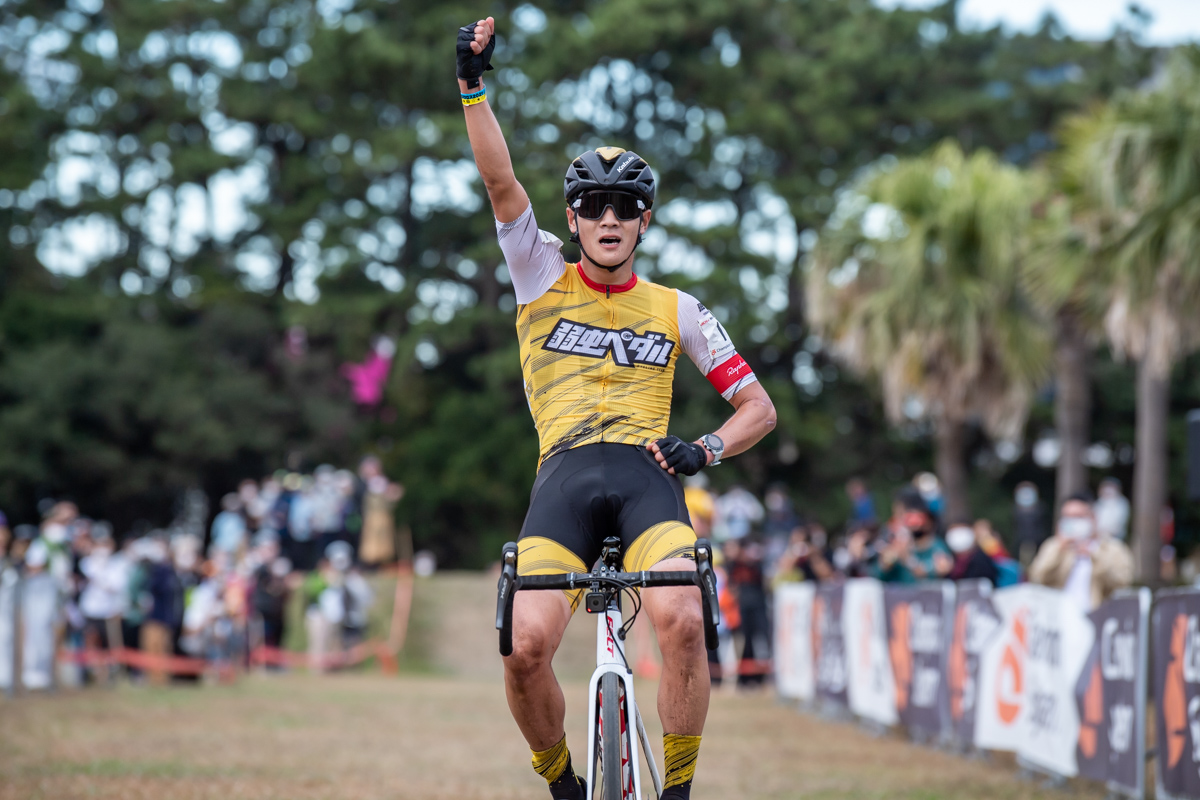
[598,671,625,800]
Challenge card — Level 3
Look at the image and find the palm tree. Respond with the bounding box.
[810,142,1052,524]
[1058,48,1200,584]
[1025,192,1110,505]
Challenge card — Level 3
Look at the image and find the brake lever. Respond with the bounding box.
[693,538,721,652]
[497,542,518,656]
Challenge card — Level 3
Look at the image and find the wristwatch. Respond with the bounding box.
[700,433,724,466]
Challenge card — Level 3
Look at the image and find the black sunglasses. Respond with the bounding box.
[572,191,646,221]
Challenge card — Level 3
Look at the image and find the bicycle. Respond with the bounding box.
[495,536,720,800]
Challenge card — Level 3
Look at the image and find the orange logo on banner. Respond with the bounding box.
[890,602,913,710]
[1078,660,1104,758]
[948,604,968,721]
[1165,614,1189,769]
[995,609,1027,725]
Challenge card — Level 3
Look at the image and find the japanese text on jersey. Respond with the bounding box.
[543,318,675,367]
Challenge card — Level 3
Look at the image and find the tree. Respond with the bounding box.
[1058,48,1200,583]
[1025,189,1113,504]
[0,0,1162,562]
[810,142,1052,522]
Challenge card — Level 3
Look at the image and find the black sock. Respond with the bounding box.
[547,754,584,800]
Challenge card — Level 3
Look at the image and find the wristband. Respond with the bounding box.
[460,88,486,101]
[461,90,487,107]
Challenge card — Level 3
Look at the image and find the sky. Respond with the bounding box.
[879,0,1200,43]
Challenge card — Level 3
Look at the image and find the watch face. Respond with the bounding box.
[705,434,723,452]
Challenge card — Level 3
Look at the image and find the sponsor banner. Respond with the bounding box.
[1075,589,1149,797]
[947,580,1001,748]
[1154,588,1200,799]
[813,583,848,708]
[774,582,815,701]
[843,579,897,725]
[975,584,1094,777]
[885,583,953,738]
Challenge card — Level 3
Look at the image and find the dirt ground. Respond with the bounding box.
[0,574,1109,799]
[0,671,1104,800]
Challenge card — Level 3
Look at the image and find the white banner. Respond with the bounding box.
[974,584,1094,777]
[774,582,815,701]
[843,578,898,726]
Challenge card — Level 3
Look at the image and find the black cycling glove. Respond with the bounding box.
[654,436,708,477]
[456,22,495,88]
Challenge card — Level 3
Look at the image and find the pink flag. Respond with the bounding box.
[342,337,395,405]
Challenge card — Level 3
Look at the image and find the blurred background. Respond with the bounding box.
[1,0,1199,797]
[2,0,1198,575]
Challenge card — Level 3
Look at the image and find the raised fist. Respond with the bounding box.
[456,17,495,87]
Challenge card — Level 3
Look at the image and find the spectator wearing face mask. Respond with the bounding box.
[19,539,62,690]
[78,528,131,681]
[1029,491,1134,610]
[873,490,953,584]
[141,537,183,686]
[945,520,999,585]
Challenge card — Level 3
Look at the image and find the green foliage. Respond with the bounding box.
[1058,47,1200,375]
[810,142,1051,438]
[0,287,361,529]
[0,0,1188,563]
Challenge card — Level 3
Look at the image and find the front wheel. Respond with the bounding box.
[598,671,627,799]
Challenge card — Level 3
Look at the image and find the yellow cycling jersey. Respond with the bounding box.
[498,204,758,470]
[517,263,680,466]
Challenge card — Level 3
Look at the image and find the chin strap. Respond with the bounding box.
[570,231,645,273]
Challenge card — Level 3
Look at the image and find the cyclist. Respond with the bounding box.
[457,17,776,800]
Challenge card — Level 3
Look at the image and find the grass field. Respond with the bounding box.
[0,573,1107,800]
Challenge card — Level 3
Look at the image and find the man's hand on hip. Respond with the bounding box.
[647,436,709,476]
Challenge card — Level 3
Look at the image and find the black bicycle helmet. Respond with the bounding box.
[564,147,656,208]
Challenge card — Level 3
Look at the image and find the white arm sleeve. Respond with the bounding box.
[677,289,759,400]
[495,204,566,305]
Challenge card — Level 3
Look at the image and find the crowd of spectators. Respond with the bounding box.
[0,457,1143,694]
[682,472,1137,688]
[0,457,400,692]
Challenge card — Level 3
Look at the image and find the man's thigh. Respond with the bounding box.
[641,556,704,636]
[509,585,573,664]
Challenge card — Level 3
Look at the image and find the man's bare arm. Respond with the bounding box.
[647,381,776,473]
[460,17,529,223]
[704,381,776,464]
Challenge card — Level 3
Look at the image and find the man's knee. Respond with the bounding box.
[652,592,705,654]
[504,594,569,681]
[504,628,556,681]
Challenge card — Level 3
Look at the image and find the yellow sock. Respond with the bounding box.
[531,735,572,785]
[663,733,701,789]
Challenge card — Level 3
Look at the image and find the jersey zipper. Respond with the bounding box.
[600,286,616,443]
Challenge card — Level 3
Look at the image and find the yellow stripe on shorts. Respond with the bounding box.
[517,537,589,611]
[624,521,696,573]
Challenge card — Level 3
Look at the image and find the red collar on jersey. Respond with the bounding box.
[576,263,637,294]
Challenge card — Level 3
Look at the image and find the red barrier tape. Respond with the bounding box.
[59,640,396,677]
[60,647,224,677]
[737,658,774,677]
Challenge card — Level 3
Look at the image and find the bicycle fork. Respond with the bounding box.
[585,605,663,800]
